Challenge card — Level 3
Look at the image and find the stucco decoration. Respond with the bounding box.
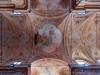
[72,47,94,63]
[91,46,100,60]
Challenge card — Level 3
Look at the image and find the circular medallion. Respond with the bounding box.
[37,23,62,53]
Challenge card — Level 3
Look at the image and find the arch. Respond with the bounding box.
[31,58,71,75]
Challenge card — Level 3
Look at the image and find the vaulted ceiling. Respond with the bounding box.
[0,0,100,66]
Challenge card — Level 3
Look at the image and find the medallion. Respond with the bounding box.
[36,23,62,53]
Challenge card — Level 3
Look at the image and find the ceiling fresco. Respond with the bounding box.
[0,0,99,67]
[0,13,33,65]
[73,0,100,10]
[36,23,62,53]
[31,58,70,75]
[31,0,70,17]
[0,0,27,10]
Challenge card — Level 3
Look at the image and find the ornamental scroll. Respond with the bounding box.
[0,0,27,10]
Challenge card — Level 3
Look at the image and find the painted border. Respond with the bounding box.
[0,0,28,10]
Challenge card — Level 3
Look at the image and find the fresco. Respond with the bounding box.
[0,0,27,9]
[31,58,70,75]
[32,0,69,17]
[36,23,62,53]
